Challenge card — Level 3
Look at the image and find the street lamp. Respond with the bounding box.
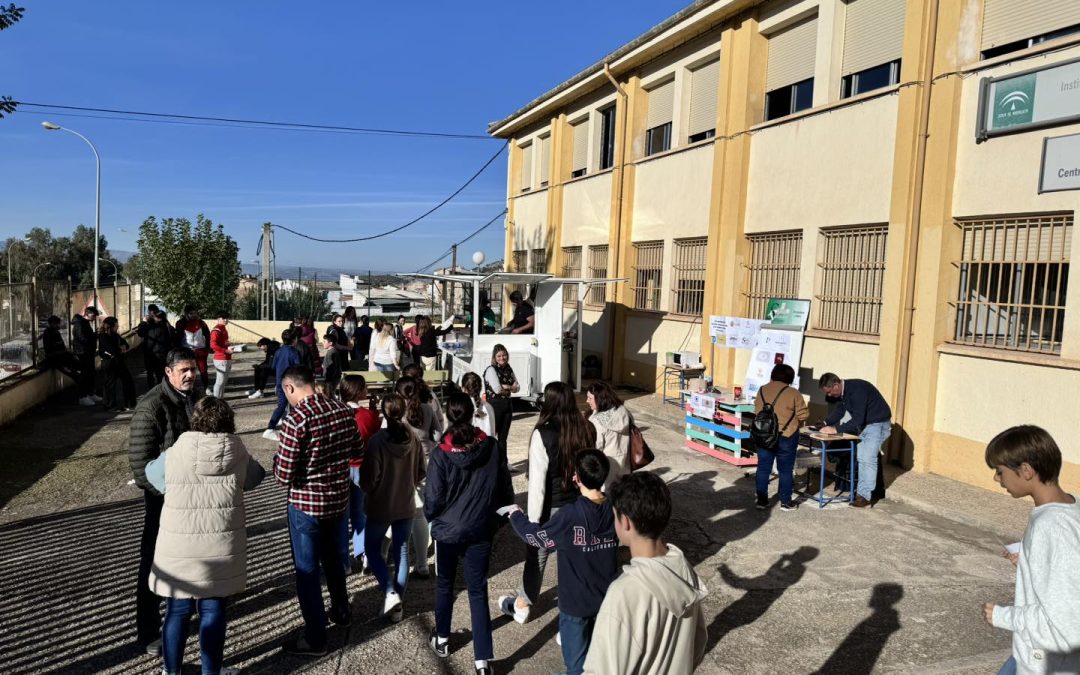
[32,261,52,279]
[99,257,120,288]
[5,237,30,336]
[42,121,101,310]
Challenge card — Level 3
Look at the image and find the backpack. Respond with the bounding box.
[750,386,795,450]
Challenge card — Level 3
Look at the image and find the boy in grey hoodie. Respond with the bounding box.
[584,471,707,675]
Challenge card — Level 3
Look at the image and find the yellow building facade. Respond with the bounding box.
[489,0,1080,492]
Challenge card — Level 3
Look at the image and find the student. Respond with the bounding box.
[209,311,231,399]
[339,374,382,574]
[41,315,82,382]
[586,381,632,481]
[503,449,618,675]
[460,372,496,437]
[484,344,519,463]
[396,376,441,580]
[416,315,452,371]
[584,472,708,675]
[500,382,595,624]
[401,362,446,432]
[354,315,373,367]
[146,396,265,675]
[98,316,136,411]
[369,320,401,373]
[753,364,809,511]
[72,305,100,406]
[426,394,514,675]
[362,393,426,623]
[175,305,211,389]
[263,329,301,442]
[247,337,281,399]
[983,425,1080,675]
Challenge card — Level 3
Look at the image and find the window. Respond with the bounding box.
[815,225,888,334]
[562,246,582,303]
[840,0,905,98]
[598,105,617,170]
[764,14,818,121]
[744,231,803,318]
[644,79,674,156]
[952,214,1072,354]
[587,245,609,306]
[531,247,548,274]
[981,1,1080,59]
[571,120,589,178]
[519,142,533,192]
[841,61,900,98]
[687,59,720,144]
[632,241,664,311]
[512,250,528,273]
[671,238,707,316]
[538,134,551,188]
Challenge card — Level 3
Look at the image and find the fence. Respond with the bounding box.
[0,281,144,383]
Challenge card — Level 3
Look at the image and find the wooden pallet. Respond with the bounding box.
[684,409,758,467]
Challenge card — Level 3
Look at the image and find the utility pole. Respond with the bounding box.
[450,244,458,318]
[260,222,272,321]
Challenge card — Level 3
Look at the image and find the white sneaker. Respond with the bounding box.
[79,396,96,407]
[92,394,104,403]
[383,591,402,615]
[497,595,530,624]
[248,390,263,399]
[556,631,562,646]
[261,429,279,441]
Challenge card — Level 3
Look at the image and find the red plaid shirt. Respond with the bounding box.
[273,394,364,518]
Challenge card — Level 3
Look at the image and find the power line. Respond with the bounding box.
[272,144,506,243]
[415,209,507,273]
[15,101,497,141]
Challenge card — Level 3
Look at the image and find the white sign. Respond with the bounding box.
[709,315,727,338]
[724,317,768,350]
[689,392,717,419]
[1040,133,1080,193]
[744,328,804,398]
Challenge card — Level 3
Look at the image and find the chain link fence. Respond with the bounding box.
[0,281,144,383]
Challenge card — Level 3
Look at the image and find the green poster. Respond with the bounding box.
[764,298,810,328]
[992,73,1036,130]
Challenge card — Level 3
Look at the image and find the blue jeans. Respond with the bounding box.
[857,422,891,500]
[559,612,595,675]
[346,468,366,562]
[755,433,798,504]
[434,538,493,661]
[268,385,289,430]
[287,504,349,649]
[997,656,1017,675]
[374,363,396,373]
[365,518,413,595]
[162,596,226,675]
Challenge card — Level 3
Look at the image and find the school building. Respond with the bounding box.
[488,0,1080,491]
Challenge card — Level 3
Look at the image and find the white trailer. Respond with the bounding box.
[407,272,624,401]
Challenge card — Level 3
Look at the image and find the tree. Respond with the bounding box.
[233,285,331,321]
[2,225,117,287]
[1,5,25,120]
[128,215,241,314]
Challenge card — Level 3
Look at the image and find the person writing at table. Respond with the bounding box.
[505,291,535,334]
[817,372,892,509]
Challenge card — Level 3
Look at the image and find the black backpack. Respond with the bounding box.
[750,386,795,450]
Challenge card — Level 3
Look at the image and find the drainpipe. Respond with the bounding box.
[603,63,628,380]
[893,0,941,450]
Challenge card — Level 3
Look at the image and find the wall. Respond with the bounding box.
[561,173,613,247]
[509,191,549,252]
[631,144,715,241]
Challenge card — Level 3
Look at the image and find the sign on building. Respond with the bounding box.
[1039,133,1080,193]
[977,57,1080,141]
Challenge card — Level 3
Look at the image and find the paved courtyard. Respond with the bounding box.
[0,351,1021,674]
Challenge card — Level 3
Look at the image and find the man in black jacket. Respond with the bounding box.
[247,337,280,398]
[136,304,172,388]
[127,347,200,654]
[818,372,893,508]
[72,306,100,407]
[40,315,81,381]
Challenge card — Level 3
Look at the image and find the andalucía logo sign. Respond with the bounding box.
[992,73,1036,129]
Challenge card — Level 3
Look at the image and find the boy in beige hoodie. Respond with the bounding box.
[584,471,708,675]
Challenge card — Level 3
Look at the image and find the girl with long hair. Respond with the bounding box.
[426,393,513,674]
[396,376,441,579]
[499,381,595,624]
[416,315,453,371]
[401,362,446,431]
[483,344,519,463]
[362,393,425,623]
[369,320,401,373]
[338,374,382,574]
[586,381,632,480]
[460,372,496,437]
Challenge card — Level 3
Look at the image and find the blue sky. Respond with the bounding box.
[1,1,689,273]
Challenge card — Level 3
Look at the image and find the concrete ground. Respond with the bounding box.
[0,350,1027,674]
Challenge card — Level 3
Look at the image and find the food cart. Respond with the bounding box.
[406,272,624,401]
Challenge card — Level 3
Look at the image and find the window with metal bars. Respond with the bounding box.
[531,248,548,274]
[562,247,582,303]
[632,241,664,311]
[952,214,1072,354]
[587,245,609,306]
[744,231,803,319]
[671,238,707,316]
[512,250,528,273]
[815,225,888,335]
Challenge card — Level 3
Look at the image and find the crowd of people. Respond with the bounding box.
[38,301,1079,674]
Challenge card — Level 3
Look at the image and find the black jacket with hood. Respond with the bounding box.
[424,430,513,544]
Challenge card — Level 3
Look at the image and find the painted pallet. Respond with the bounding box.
[684,412,757,466]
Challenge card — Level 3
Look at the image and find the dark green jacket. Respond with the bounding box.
[128,381,196,494]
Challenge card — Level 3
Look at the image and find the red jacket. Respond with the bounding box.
[210,324,231,361]
[349,405,381,468]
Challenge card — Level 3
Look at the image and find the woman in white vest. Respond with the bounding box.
[146,396,265,675]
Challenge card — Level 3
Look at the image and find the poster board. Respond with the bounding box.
[709,316,768,349]
[744,328,804,398]
[764,298,810,329]
[689,392,718,419]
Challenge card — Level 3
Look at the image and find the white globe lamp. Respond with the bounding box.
[472,251,485,266]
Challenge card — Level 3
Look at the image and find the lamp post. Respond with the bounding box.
[99,257,119,289]
[42,121,101,311]
[5,237,30,337]
[32,261,53,280]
